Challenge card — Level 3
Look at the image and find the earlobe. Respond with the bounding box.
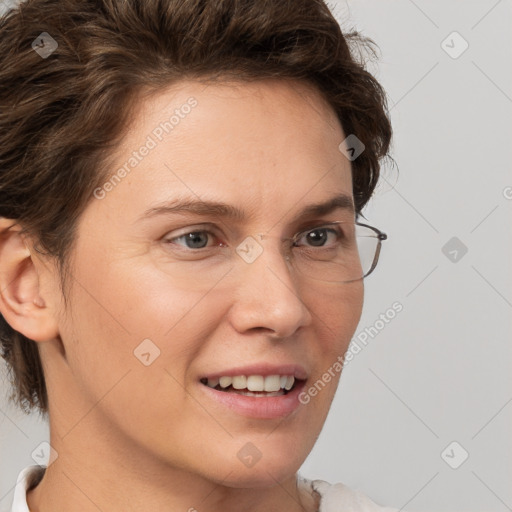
[0,218,59,342]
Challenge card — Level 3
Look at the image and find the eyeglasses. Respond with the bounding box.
[154,220,387,291]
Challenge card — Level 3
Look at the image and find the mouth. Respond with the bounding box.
[198,364,308,419]
[200,374,301,397]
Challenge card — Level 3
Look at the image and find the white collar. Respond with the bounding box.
[11,465,45,512]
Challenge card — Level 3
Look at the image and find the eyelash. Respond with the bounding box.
[162,223,346,253]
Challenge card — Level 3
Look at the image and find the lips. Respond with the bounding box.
[198,363,307,417]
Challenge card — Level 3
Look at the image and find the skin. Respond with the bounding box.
[0,78,364,512]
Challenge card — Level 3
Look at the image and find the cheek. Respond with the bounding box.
[59,257,222,405]
[70,253,220,342]
[302,281,363,404]
[58,264,228,459]
[308,279,363,351]
[336,283,364,343]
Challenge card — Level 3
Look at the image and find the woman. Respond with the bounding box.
[0,0,397,510]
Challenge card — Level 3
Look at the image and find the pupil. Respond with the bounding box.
[307,230,326,246]
[186,232,208,248]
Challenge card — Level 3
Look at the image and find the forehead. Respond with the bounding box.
[89,78,353,229]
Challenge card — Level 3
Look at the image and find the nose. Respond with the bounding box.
[227,236,313,338]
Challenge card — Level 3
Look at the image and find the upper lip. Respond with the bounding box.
[201,363,308,381]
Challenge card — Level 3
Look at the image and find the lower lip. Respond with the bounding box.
[199,380,306,419]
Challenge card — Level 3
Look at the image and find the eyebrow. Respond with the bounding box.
[139,193,355,223]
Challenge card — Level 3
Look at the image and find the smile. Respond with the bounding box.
[198,365,308,419]
[200,374,296,397]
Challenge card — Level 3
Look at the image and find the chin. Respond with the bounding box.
[204,440,307,489]
[220,462,301,489]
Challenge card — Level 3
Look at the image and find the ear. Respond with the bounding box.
[0,218,60,342]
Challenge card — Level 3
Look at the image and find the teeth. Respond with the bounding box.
[219,376,232,388]
[264,375,281,392]
[230,390,284,397]
[207,377,219,388]
[247,375,264,392]
[232,376,247,389]
[204,374,296,392]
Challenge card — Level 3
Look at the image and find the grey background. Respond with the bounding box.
[1,1,511,511]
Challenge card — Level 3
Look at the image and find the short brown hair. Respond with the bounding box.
[0,0,393,417]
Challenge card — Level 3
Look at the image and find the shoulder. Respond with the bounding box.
[298,474,402,512]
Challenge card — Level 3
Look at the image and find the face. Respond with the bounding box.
[40,79,364,487]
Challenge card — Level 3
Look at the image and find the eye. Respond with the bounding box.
[164,229,222,250]
[294,224,345,248]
